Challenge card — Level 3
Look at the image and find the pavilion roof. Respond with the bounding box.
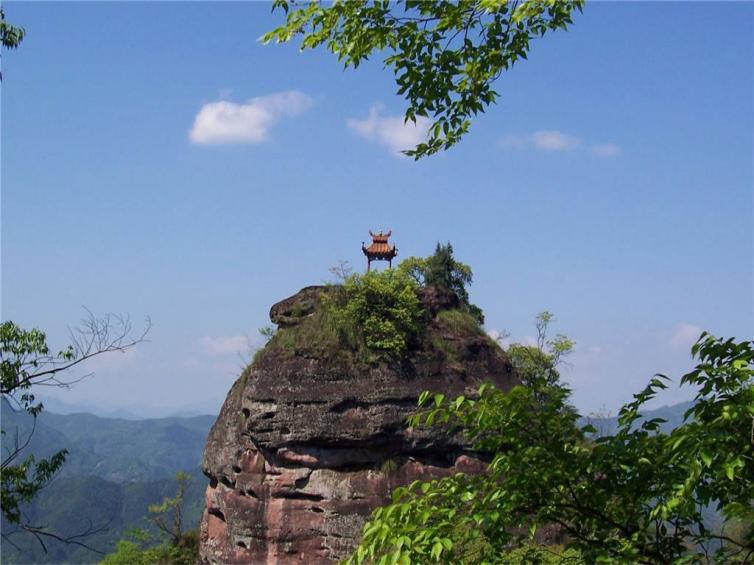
[363,230,397,259]
[369,230,391,243]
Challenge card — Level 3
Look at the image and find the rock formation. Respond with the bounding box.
[199,285,518,564]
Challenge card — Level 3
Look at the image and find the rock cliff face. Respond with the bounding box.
[199,285,518,564]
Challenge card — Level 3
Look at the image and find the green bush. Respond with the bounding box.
[327,269,426,359]
[101,473,198,565]
[100,529,198,565]
[262,269,426,363]
[399,242,484,324]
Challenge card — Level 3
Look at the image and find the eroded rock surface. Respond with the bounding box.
[200,286,518,564]
[268,286,326,327]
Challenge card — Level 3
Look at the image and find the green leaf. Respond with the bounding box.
[430,540,443,560]
[700,449,713,467]
[724,463,735,480]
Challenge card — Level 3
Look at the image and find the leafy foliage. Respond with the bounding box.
[325,268,426,359]
[350,334,754,564]
[660,335,754,540]
[147,471,191,544]
[1,316,148,550]
[99,531,198,565]
[101,472,199,565]
[400,242,484,323]
[0,7,24,50]
[0,6,25,82]
[1,461,207,564]
[263,0,584,158]
[506,311,574,405]
[264,269,425,363]
[1,447,68,526]
[1,321,73,418]
[1,322,72,524]
[263,245,487,363]
[491,542,582,564]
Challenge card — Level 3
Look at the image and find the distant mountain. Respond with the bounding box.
[1,469,208,564]
[0,403,215,564]
[35,395,216,420]
[580,400,694,437]
[1,398,215,482]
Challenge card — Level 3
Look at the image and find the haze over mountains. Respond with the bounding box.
[34,394,215,420]
[0,401,211,563]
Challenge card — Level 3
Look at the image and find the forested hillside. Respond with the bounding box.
[0,403,213,563]
[1,399,213,482]
[1,470,207,564]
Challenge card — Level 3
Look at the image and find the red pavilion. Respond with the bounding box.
[362,230,398,271]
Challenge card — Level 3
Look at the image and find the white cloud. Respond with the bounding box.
[670,323,703,350]
[189,90,313,144]
[347,104,430,156]
[500,130,622,156]
[499,130,580,151]
[200,335,250,357]
[590,143,623,157]
[531,130,580,151]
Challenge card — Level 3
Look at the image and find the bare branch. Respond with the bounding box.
[328,260,353,282]
[5,520,110,554]
[1,418,36,470]
[3,313,151,394]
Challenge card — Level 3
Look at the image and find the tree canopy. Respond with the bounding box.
[400,242,484,323]
[0,7,24,50]
[330,268,425,358]
[263,0,585,159]
[101,472,198,565]
[0,6,24,81]
[350,333,754,564]
[506,311,574,400]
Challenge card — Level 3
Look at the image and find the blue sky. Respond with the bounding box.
[2,2,752,417]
